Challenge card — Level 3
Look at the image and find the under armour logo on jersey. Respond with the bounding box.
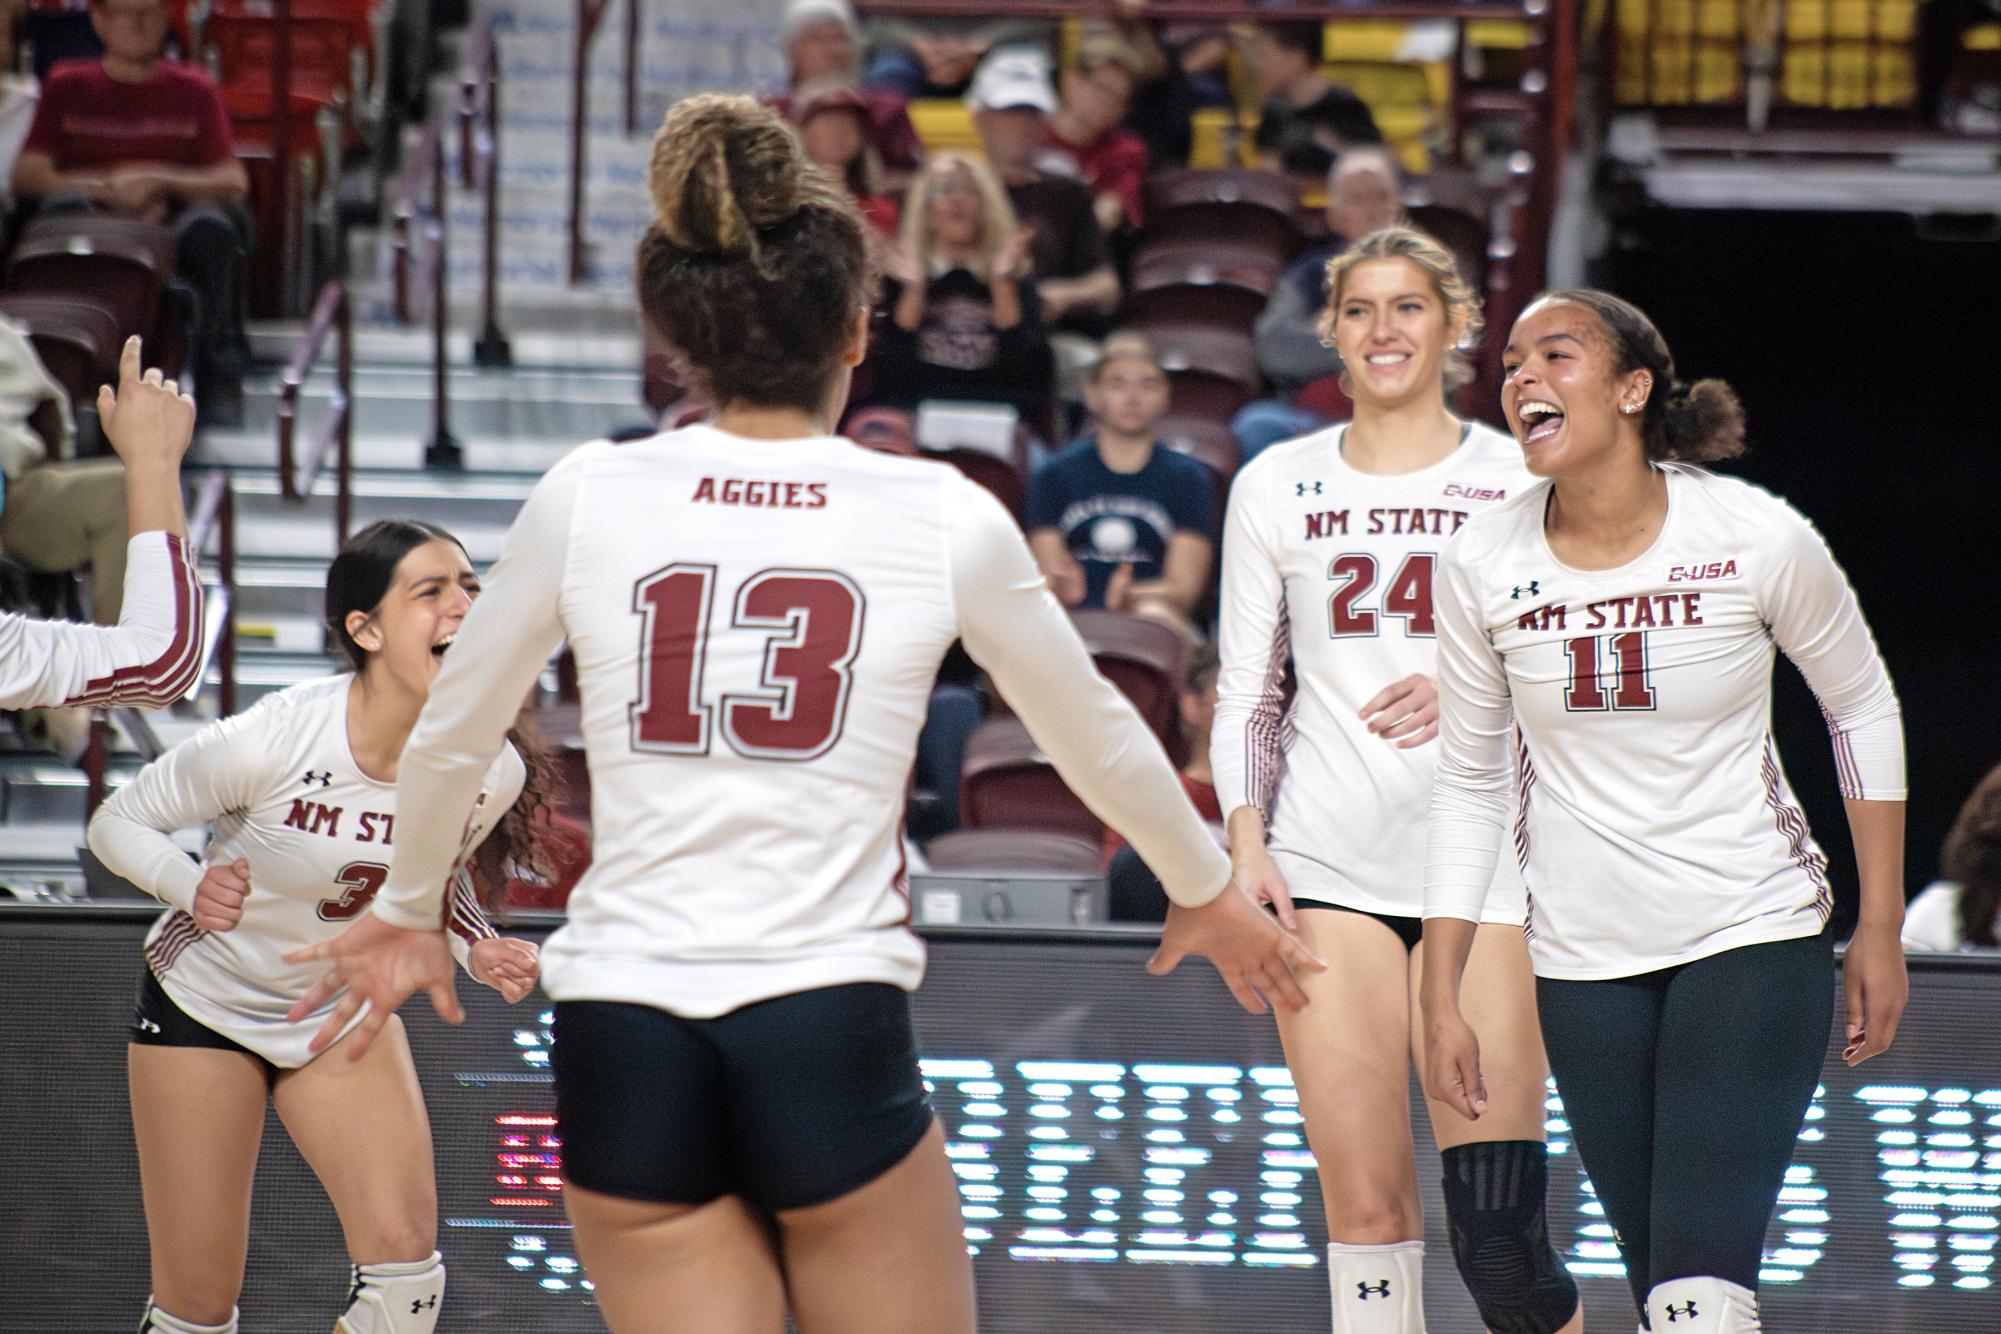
[135,1016,161,1034]
[1356,1280,1391,1300]
[1664,1301,1699,1322]
[1296,480,1323,496]
[303,770,333,787]
[411,1295,438,1314]
[1511,580,1540,599]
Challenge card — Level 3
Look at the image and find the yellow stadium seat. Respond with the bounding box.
[908,100,982,156]
[1188,108,1257,169]
[1784,0,1916,43]
[1782,42,1915,106]
[1323,20,1420,63]
[1966,23,2001,51]
[1614,40,1743,104]
[1465,20,1536,50]
[1616,0,1744,42]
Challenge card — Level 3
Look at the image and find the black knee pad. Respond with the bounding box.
[1440,1140,1580,1334]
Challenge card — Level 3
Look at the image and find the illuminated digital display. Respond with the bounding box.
[1,911,1996,1332]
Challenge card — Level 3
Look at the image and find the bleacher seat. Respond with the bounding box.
[926,446,1026,522]
[1156,413,1242,493]
[1071,609,1189,747]
[1145,323,1262,422]
[922,829,1105,876]
[5,215,184,377]
[1128,237,1282,333]
[961,715,1103,840]
[0,294,124,412]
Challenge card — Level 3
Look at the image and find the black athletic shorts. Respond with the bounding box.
[129,968,276,1078]
[552,982,933,1214]
[1292,898,1424,951]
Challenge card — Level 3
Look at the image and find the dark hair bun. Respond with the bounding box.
[648,94,814,260]
[1659,377,1747,464]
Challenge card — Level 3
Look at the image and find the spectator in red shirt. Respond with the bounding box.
[12,0,250,423]
[790,80,900,237]
[774,0,922,187]
[1044,36,1151,235]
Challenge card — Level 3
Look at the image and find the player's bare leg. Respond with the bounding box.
[1412,924,1583,1334]
[774,1119,976,1334]
[564,1186,786,1333]
[1281,911,1425,1241]
[273,1015,438,1266]
[128,1044,269,1326]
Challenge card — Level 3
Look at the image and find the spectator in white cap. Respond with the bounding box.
[968,48,1120,351]
[773,0,922,182]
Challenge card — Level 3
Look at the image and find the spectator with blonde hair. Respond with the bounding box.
[863,153,1051,427]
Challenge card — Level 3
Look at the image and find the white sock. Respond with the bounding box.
[1327,1240,1426,1332]
[1646,1276,1760,1332]
[140,1302,238,1334]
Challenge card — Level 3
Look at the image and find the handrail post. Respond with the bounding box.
[474,32,513,368]
[271,0,294,312]
[336,285,354,540]
[277,379,300,499]
[218,481,237,718]
[569,0,594,283]
[624,0,641,135]
[425,127,462,469]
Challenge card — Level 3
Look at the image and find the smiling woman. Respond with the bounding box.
[1421,289,1908,1332]
[1210,224,1582,1334]
[83,518,551,1334]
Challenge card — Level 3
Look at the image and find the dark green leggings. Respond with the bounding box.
[1536,930,1834,1319]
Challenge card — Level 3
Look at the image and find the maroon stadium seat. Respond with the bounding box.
[0,294,124,411]
[7,214,176,353]
[961,715,1103,840]
[926,446,1026,522]
[1143,323,1262,421]
[1071,609,1189,746]
[1146,167,1301,220]
[922,829,1105,876]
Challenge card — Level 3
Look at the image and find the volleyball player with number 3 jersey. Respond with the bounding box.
[1214,227,1581,1334]
[88,521,547,1334]
[1421,290,1906,1333]
[288,95,1318,1334]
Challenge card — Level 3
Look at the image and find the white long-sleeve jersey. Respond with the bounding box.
[1212,422,1531,920]
[0,531,202,709]
[1425,464,1904,979]
[368,424,1231,1018]
[89,674,521,1066]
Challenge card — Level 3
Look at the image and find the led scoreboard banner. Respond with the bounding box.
[0,905,1996,1332]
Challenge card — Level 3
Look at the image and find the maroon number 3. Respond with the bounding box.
[318,861,389,922]
[1564,632,1656,711]
[631,566,865,761]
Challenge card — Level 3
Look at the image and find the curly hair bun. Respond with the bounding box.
[648,93,812,258]
[1660,378,1747,465]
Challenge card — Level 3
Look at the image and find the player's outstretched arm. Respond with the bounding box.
[945,479,1324,1013]
[0,338,201,710]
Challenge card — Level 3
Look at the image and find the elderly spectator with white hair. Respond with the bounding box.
[771,0,921,182]
[1230,146,1409,457]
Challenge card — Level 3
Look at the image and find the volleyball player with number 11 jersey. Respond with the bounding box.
[292,95,1317,1334]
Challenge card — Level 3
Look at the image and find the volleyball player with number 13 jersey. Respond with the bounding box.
[292,95,1318,1334]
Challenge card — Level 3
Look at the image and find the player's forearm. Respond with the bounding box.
[151,162,249,205]
[1846,797,1906,932]
[123,456,188,539]
[1418,916,1479,1011]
